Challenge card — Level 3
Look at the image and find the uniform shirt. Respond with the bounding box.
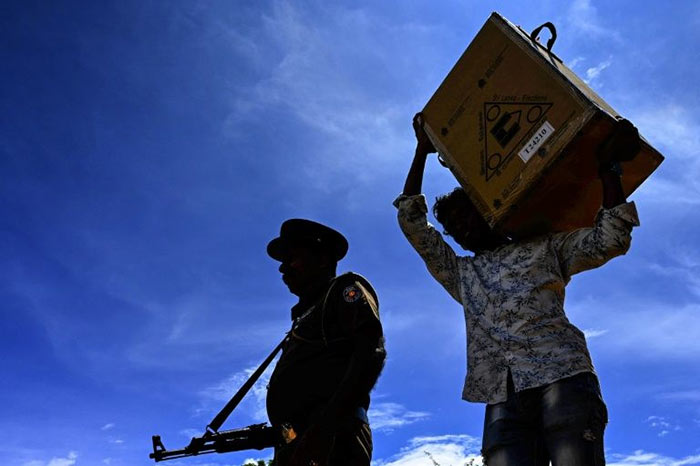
[394,194,639,404]
[266,272,384,431]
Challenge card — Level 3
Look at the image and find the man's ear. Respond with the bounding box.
[307,247,333,271]
[319,252,336,269]
[319,252,338,274]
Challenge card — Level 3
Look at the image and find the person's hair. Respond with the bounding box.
[432,187,471,236]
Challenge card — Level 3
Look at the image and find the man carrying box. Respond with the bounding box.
[394,113,641,465]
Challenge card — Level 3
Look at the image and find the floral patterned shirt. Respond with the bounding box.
[394,194,640,404]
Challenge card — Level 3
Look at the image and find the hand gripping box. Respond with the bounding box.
[422,12,664,238]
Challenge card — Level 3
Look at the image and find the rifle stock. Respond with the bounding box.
[150,423,279,462]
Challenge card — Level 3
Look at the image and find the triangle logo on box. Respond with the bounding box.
[482,102,553,181]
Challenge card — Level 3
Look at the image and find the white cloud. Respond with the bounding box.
[646,254,700,298]
[568,56,585,70]
[242,455,274,465]
[658,390,700,402]
[584,58,612,84]
[227,2,387,133]
[609,450,700,465]
[198,365,273,423]
[633,104,700,163]
[125,294,287,371]
[375,434,482,466]
[635,177,700,207]
[22,452,78,466]
[604,303,700,358]
[198,370,431,433]
[645,415,682,438]
[179,428,202,439]
[628,103,700,206]
[566,57,586,70]
[568,293,700,360]
[369,402,430,432]
[220,1,431,188]
[583,328,609,339]
[377,435,700,466]
[47,452,78,466]
[618,102,700,207]
[100,423,114,431]
[566,0,621,41]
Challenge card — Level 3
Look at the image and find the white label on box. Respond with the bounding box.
[518,120,555,163]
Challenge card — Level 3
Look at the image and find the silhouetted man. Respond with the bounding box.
[266,219,385,466]
[394,113,641,465]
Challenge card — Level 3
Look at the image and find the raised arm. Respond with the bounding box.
[395,113,462,302]
[554,118,642,278]
[402,113,437,196]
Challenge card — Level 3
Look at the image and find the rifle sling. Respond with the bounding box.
[206,335,287,434]
[206,276,341,434]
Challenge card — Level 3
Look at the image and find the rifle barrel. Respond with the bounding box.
[150,424,278,462]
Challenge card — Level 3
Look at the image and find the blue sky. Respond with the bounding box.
[2,1,700,465]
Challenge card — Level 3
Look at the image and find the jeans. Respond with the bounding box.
[482,372,608,466]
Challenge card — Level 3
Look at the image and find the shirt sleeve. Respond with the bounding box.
[393,194,462,302]
[552,201,640,280]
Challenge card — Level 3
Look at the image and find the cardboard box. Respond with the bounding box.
[422,12,664,238]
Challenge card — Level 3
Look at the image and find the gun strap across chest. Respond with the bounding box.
[206,277,341,434]
[206,335,288,434]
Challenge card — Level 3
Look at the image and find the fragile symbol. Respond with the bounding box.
[482,101,553,181]
[489,109,522,148]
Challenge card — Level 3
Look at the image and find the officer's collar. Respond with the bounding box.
[290,275,335,320]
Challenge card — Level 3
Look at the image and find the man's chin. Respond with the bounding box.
[283,280,302,296]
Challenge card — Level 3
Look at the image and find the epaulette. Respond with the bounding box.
[332,271,378,309]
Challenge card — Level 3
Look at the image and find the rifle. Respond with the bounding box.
[150,423,281,462]
[148,331,286,462]
[149,312,306,462]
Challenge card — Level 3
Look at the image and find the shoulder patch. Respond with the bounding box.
[343,285,363,303]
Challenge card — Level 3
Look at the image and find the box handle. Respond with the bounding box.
[530,21,557,52]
